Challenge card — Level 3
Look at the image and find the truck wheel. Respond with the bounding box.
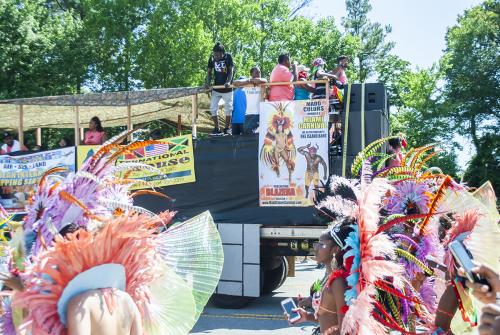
[261,256,288,294]
[210,294,255,309]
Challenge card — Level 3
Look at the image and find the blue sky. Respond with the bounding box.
[303,0,483,170]
[303,0,483,69]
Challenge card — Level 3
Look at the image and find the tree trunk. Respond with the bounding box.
[259,3,265,74]
[470,115,480,152]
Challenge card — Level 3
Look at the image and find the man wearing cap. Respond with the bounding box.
[1,132,27,155]
[311,58,342,99]
[206,42,235,135]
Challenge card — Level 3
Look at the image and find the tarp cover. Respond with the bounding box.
[0,87,216,131]
[136,135,321,226]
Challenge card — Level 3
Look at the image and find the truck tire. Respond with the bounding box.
[261,256,288,294]
[210,294,255,309]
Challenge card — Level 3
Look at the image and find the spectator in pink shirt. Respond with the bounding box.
[268,54,297,101]
[84,116,107,145]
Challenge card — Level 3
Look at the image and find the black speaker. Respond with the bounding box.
[341,83,390,156]
[329,155,356,177]
[341,109,389,156]
[347,83,388,112]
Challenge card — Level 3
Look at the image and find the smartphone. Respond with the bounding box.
[281,297,301,323]
[425,254,447,272]
[449,240,490,288]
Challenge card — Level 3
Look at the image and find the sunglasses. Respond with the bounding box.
[313,241,329,249]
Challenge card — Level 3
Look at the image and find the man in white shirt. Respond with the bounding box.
[233,67,267,134]
[1,132,26,155]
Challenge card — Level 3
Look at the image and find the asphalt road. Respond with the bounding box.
[191,258,323,335]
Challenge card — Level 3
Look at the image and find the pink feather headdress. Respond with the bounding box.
[340,164,407,335]
[15,211,174,335]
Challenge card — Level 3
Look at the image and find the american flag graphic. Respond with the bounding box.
[145,143,169,157]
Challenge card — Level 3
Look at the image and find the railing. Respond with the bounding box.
[2,80,331,147]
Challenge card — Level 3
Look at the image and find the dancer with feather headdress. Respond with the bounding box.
[289,166,417,334]
[0,131,224,335]
[351,136,499,334]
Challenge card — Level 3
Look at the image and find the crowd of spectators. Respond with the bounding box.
[205,42,349,136]
[2,43,348,153]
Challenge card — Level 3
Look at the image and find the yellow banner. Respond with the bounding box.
[76,135,196,189]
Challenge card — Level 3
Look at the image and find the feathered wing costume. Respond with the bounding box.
[1,132,224,335]
[438,182,500,329]
[15,211,223,335]
[24,134,170,255]
[341,173,411,335]
[354,138,464,328]
[353,137,499,333]
[316,169,412,334]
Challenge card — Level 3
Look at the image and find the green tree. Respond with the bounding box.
[462,133,499,194]
[136,0,212,88]
[375,54,411,109]
[81,0,153,91]
[0,0,83,98]
[441,0,499,188]
[342,0,394,82]
[390,67,459,177]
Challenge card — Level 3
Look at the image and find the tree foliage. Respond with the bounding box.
[0,0,84,98]
[441,0,499,190]
[389,66,459,177]
[342,0,394,82]
[1,0,498,186]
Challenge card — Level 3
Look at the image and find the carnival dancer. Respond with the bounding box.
[0,132,224,335]
[289,223,354,334]
[287,167,415,334]
[433,181,499,334]
[352,136,500,334]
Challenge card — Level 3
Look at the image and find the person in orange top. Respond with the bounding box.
[269,54,297,101]
[84,116,107,145]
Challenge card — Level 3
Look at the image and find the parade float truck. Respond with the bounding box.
[136,82,389,308]
[0,83,388,308]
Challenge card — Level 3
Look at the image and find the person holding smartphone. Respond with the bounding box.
[285,223,353,334]
[459,264,500,335]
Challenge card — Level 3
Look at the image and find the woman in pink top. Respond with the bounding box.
[269,54,297,101]
[84,116,107,145]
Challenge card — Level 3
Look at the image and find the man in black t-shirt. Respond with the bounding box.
[206,42,234,135]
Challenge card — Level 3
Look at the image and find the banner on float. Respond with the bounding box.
[77,135,196,189]
[258,100,329,207]
[0,147,76,212]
